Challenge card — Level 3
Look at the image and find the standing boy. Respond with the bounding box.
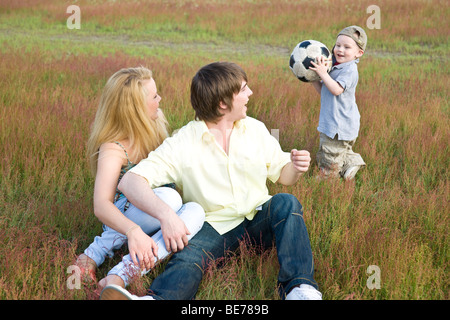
[100,61,322,300]
[310,25,367,180]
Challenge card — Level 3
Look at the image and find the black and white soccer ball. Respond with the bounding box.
[289,40,331,82]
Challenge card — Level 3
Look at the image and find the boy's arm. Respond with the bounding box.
[310,56,344,96]
[310,80,322,94]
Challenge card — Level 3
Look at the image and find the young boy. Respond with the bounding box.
[310,25,367,180]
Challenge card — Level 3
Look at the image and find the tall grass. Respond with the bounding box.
[1,0,448,50]
[0,0,448,300]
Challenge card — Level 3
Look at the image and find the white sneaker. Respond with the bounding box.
[343,165,360,180]
[100,284,155,300]
[286,284,322,300]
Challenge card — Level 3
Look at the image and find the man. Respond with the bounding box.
[100,62,322,300]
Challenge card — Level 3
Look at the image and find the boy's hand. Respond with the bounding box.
[310,56,331,78]
[310,56,343,96]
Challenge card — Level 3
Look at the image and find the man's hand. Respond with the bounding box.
[160,212,191,253]
[290,149,311,173]
[278,149,311,186]
[118,172,191,254]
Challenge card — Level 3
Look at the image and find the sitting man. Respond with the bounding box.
[100,61,322,300]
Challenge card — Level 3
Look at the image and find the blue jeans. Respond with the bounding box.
[84,187,184,267]
[108,202,205,287]
[148,193,318,300]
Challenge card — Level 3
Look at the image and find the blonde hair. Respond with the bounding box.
[87,67,169,175]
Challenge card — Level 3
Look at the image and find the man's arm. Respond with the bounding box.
[277,149,311,186]
[118,172,190,253]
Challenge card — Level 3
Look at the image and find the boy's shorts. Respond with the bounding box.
[316,133,365,178]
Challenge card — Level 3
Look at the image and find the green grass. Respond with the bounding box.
[0,0,448,300]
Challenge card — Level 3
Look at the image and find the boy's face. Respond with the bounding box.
[334,35,364,64]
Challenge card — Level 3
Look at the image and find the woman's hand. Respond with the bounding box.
[126,226,158,271]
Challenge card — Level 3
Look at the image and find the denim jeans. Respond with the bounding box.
[107,202,205,286]
[148,193,318,300]
[84,187,185,267]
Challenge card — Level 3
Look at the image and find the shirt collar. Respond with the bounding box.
[332,58,359,70]
[198,118,247,142]
[233,118,247,131]
[197,120,213,141]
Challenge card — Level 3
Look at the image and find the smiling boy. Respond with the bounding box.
[310,25,367,180]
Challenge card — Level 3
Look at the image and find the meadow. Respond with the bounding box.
[0,0,448,300]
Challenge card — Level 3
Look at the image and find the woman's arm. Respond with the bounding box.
[93,143,132,232]
[93,143,158,270]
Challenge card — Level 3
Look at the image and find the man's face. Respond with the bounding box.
[227,80,253,121]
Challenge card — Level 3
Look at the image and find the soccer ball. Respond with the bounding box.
[289,40,331,82]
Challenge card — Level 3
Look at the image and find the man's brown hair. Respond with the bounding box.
[191,62,247,123]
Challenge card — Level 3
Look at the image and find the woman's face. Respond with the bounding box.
[143,78,161,120]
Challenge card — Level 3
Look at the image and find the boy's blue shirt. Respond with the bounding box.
[317,58,360,141]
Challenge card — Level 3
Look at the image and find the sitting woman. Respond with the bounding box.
[76,67,204,289]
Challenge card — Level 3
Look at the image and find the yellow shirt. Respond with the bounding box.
[129,117,291,235]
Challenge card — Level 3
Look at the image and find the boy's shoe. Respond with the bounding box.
[286,284,322,300]
[100,284,154,300]
[343,165,361,180]
[315,167,339,181]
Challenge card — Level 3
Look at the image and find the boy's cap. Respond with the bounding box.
[338,25,367,51]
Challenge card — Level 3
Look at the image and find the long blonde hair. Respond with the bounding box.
[87,67,169,175]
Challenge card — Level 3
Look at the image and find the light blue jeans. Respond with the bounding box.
[84,187,205,286]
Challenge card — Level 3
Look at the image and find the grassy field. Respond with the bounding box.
[0,0,448,300]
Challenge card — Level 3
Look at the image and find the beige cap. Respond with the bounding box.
[338,25,367,51]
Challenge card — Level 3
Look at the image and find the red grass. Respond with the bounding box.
[0,0,448,300]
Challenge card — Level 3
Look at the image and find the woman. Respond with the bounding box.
[76,67,204,289]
